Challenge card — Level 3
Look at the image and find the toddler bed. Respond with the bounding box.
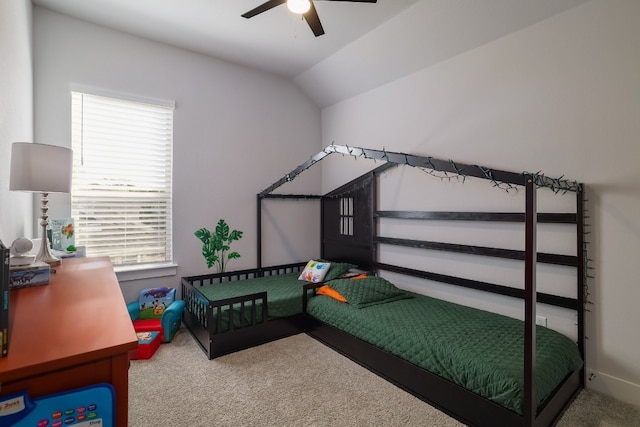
[181,260,354,359]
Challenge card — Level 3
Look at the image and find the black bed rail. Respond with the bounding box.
[375,237,577,267]
[210,292,268,334]
[179,282,268,333]
[260,194,323,200]
[181,279,209,325]
[376,263,578,310]
[302,282,324,313]
[375,209,579,267]
[261,262,306,277]
[376,211,577,224]
[183,262,306,287]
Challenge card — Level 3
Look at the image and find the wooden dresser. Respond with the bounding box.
[0,256,138,426]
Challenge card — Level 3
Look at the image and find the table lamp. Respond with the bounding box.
[9,142,73,266]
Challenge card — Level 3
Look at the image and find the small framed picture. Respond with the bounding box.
[50,218,75,251]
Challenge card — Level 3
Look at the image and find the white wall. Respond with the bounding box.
[32,7,323,302]
[321,0,640,406]
[0,0,34,245]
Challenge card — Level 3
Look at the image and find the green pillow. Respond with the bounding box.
[320,260,357,281]
[328,276,411,308]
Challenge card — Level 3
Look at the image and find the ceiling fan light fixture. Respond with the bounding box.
[287,0,311,15]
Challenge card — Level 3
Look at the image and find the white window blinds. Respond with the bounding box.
[71,91,174,267]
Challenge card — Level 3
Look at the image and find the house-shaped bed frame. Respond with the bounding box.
[181,144,585,426]
[256,144,586,427]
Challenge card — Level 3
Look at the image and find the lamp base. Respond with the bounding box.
[37,192,61,267]
[36,247,61,266]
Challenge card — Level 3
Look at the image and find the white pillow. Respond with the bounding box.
[298,260,331,283]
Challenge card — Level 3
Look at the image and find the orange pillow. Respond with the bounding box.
[317,285,347,303]
[350,273,368,280]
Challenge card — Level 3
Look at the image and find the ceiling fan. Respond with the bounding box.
[241,0,378,37]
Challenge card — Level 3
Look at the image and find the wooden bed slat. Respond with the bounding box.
[376,236,578,267]
[377,263,578,310]
[376,211,578,223]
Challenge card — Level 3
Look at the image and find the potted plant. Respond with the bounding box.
[194,219,243,273]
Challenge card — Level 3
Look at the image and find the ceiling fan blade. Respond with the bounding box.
[303,1,325,37]
[242,0,287,19]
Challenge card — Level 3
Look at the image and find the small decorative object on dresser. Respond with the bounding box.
[49,218,75,250]
[8,237,34,266]
[9,261,50,289]
[0,240,9,357]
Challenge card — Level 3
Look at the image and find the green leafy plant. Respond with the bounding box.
[195,219,243,273]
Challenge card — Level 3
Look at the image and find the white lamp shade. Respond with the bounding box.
[9,142,73,193]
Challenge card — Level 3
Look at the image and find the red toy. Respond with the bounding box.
[129,331,161,360]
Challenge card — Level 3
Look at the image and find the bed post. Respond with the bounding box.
[257,194,263,270]
[524,176,537,426]
[576,184,586,387]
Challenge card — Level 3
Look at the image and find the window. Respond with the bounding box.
[71,91,174,267]
[339,197,354,236]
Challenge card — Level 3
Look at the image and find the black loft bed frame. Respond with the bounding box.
[257,144,585,427]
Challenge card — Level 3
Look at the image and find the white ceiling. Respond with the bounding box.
[32,0,589,107]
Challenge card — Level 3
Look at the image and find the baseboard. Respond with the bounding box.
[586,369,640,408]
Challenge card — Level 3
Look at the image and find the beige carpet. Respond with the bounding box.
[129,327,640,426]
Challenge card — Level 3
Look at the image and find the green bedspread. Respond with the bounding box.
[198,272,304,323]
[307,277,583,415]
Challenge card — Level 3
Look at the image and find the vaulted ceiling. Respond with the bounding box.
[32,0,589,107]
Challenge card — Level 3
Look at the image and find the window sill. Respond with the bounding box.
[115,263,178,282]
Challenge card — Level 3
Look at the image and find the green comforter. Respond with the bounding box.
[307,277,583,415]
[198,272,304,331]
